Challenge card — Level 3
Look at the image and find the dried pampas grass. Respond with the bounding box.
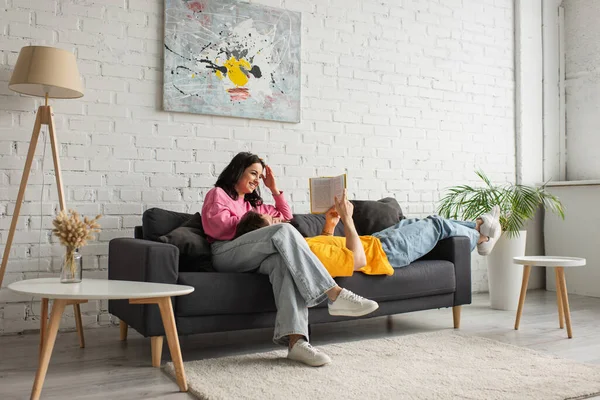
[52,209,101,275]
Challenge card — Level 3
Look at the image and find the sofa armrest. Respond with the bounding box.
[108,238,179,284]
[108,238,179,337]
[420,236,471,306]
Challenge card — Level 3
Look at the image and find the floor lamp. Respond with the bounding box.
[0,46,83,289]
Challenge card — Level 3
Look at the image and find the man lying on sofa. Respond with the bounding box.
[234,190,501,276]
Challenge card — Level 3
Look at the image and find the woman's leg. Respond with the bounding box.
[212,223,377,349]
[372,215,480,267]
[258,254,310,345]
[212,223,337,307]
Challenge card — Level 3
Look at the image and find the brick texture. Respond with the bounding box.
[0,0,515,334]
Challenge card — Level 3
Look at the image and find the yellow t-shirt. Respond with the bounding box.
[305,235,394,278]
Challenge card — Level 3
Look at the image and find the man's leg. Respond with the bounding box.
[449,219,477,229]
[372,215,479,267]
[376,218,421,234]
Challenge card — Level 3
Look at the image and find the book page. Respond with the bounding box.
[309,174,346,214]
[330,174,345,205]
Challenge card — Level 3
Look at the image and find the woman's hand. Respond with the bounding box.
[263,165,279,195]
[334,189,354,223]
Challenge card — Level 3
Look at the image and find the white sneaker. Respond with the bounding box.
[479,205,501,238]
[287,339,331,367]
[477,205,502,256]
[328,288,379,317]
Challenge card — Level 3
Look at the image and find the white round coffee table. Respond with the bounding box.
[512,256,586,339]
[8,278,194,400]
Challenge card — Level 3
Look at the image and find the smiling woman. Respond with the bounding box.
[200,151,380,367]
[209,152,270,212]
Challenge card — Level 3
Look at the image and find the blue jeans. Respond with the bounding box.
[211,223,337,346]
[372,215,479,268]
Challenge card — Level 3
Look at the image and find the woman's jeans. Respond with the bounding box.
[211,223,337,346]
[373,216,479,268]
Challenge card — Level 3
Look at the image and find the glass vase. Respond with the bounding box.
[60,248,82,283]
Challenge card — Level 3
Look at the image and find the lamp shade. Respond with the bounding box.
[9,46,84,99]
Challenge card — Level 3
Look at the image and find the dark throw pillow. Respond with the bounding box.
[350,197,404,235]
[142,208,193,241]
[157,212,213,272]
[180,211,205,234]
[290,214,345,238]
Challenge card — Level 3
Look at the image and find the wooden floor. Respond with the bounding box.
[1,290,599,399]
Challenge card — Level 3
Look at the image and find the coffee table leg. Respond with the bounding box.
[39,298,48,359]
[514,265,531,330]
[556,267,573,338]
[31,298,67,400]
[555,268,565,329]
[74,303,85,348]
[65,300,87,348]
[157,297,187,392]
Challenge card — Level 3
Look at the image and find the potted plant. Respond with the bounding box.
[437,170,564,310]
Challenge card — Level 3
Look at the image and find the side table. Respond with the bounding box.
[512,256,586,339]
[8,278,194,400]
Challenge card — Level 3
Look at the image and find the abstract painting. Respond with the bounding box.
[163,0,301,122]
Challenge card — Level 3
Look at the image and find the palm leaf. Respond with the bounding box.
[438,171,564,237]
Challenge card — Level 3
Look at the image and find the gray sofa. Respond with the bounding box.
[108,201,472,364]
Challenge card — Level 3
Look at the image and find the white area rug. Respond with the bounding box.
[165,331,600,400]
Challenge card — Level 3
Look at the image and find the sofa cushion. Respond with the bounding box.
[314,259,455,309]
[143,208,193,241]
[290,214,345,238]
[177,272,275,316]
[175,259,455,316]
[350,197,404,235]
[290,197,404,238]
[158,213,213,272]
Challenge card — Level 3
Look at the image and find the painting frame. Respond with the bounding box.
[163,0,302,123]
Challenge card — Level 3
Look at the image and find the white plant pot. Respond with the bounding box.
[487,231,527,311]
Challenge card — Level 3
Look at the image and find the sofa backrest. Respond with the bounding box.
[138,198,405,272]
[350,197,405,235]
[291,197,406,237]
[141,197,405,241]
[142,208,193,241]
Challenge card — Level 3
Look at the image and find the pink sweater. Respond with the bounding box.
[201,187,293,242]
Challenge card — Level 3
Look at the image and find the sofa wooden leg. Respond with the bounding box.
[453,306,461,329]
[386,315,393,331]
[119,320,128,341]
[151,336,164,367]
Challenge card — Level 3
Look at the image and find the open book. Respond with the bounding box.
[309,174,347,214]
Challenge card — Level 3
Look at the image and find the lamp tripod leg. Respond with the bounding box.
[45,106,66,211]
[0,111,43,288]
[44,106,84,343]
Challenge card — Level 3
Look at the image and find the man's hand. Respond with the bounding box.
[321,206,340,236]
[334,189,366,270]
[325,206,341,226]
[334,189,354,223]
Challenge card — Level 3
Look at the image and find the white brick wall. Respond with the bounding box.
[0,0,515,335]
[564,0,600,180]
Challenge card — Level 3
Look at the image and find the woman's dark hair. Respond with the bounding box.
[234,211,269,239]
[215,152,266,207]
